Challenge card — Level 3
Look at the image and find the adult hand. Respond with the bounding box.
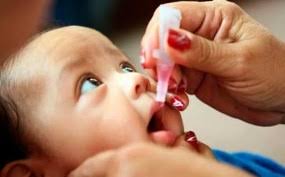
[0,0,50,64]
[68,142,252,177]
[141,0,285,126]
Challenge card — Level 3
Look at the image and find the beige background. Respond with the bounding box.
[113,0,285,164]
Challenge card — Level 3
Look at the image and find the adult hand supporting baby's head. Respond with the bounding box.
[141,0,285,126]
[68,142,252,177]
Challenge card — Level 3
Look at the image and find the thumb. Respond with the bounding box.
[166,28,239,76]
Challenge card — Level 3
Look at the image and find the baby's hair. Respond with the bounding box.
[0,95,27,169]
[0,27,58,169]
[0,52,29,169]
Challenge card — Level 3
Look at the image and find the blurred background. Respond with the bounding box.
[49,0,285,163]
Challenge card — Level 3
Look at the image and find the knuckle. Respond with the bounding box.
[221,1,241,12]
[201,40,211,64]
[215,0,243,16]
[226,2,240,11]
[235,48,252,74]
[195,37,213,66]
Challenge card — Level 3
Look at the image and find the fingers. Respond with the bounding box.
[140,1,237,68]
[140,1,245,80]
[68,150,115,177]
[181,67,205,94]
[145,64,206,96]
[166,28,238,77]
[145,66,190,111]
[194,74,285,126]
[174,131,215,160]
[174,131,199,152]
[68,144,162,177]
[140,28,158,69]
[166,92,189,111]
[140,1,208,69]
[70,143,244,177]
[144,64,185,95]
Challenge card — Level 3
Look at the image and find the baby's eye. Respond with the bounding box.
[81,77,102,94]
[120,62,136,73]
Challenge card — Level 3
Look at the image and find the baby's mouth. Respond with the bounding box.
[147,106,181,146]
[147,112,164,132]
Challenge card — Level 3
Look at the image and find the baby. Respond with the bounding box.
[0,26,208,177]
[1,26,284,177]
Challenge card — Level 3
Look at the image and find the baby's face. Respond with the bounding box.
[27,26,185,170]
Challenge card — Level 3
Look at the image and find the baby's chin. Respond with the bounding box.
[149,130,179,146]
[149,132,197,150]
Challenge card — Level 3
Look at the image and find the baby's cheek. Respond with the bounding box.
[76,86,106,111]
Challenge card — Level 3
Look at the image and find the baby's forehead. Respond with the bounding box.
[37,26,117,57]
[24,26,126,70]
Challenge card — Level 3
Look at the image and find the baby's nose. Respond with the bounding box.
[126,73,150,99]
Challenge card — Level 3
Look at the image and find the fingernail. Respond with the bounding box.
[177,77,188,93]
[184,131,199,151]
[168,29,191,51]
[168,78,178,93]
[140,49,146,69]
[169,95,186,111]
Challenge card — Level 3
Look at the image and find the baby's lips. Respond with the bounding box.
[149,130,177,146]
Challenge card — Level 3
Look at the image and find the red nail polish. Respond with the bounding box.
[140,49,146,69]
[184,131,199,151]
[177,77,187,93]
[167,29,191,51]
[169,95,185,111]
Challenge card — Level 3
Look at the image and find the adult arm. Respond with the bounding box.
[68,143,252,177]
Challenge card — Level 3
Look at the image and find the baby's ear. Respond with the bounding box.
[1,160,41,177]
